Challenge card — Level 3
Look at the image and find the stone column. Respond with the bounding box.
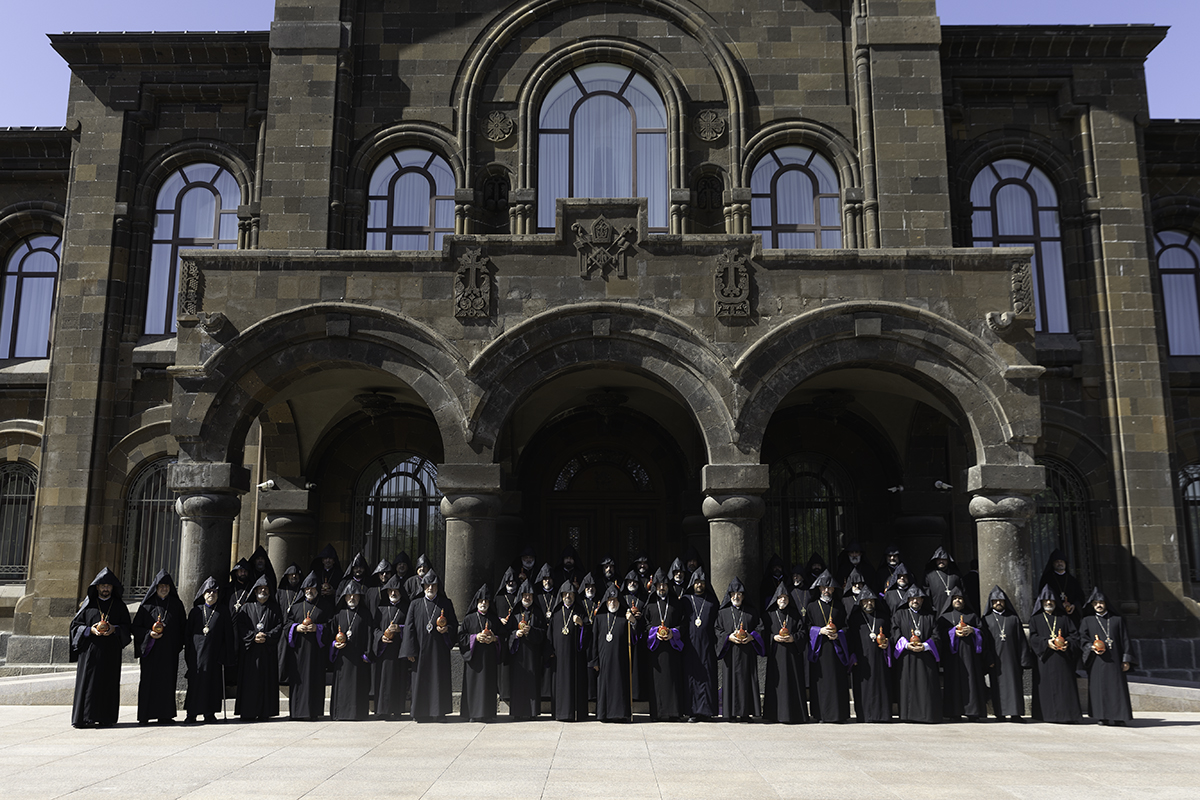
[968,464,1043,618]
[702,464,770,604]
[170,462,250,605]
[438,464,502,616]
[262,511,316,573]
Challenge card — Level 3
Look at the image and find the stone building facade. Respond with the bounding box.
[0,0,1198,675]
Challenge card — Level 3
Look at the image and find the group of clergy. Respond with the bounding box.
[68,542,1134,728]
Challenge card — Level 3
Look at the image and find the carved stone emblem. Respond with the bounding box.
[714,248,751,318]
[694,110,726,142]
[1011,258,1033,316]
[179,258,202,316]
[454,248,492,319]
[572,215,637,278]
[484,110,515,143]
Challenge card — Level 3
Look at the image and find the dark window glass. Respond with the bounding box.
[1031,457,1095,589]
[1155,230,1200,355]
[0,462,36,582]
[749,146,842,250]
[122,458,182,598]
[1179,463,1200,583]
[1,235,61,359]
[762,452,855,567]
[353,453,445,571]
[365,149,455,251]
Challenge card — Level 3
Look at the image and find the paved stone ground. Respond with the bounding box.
[1,706,1198,799]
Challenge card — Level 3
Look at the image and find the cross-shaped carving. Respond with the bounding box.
[454,248,492,319]
[714,248,751,318]
[572,215,637,279]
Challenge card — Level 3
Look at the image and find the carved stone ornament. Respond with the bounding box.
[454,248,492,319]
[693,109,726,142]
[985,311,1015,334]
[714,248,751,318]
[179,258,202,316]
[484,110,515,143]
[1010,258,1033,316]
[572,216,637,278]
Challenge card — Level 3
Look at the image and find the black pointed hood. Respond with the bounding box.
[471,584,491,606]
[806,551,827,575]
[846,567,867,587]
[689,567,707,588]
[925,546,959,576]
[299,571,320,590]
[885,563,912,591]
[140,568,179,607]
[535,563,553,587]
[343,552,369,580]
[229,557,252,585]
[517,579,536,598]
[372,559,393,577]
[765,553,785,574]
[339,580,365,602]
[601,583,622,607]
[1032,583,1059,616]
[684,545,703,567]
[382,574,405,593]
[194,575,221,605]
[559,544,579,564]
[720,576,747,609]
[393,551,412,571]
[1086,586,1109,610]
[903,584,928,603]
[552,580,577,612]
[421,568,440,587]
[809,569,837,591]
[651,568,668,587]
[985,585,1012,616]
[944,585,973,615]
[415,553,431,570]
[668,557,686,580]
[500,566,518,593]
[769,582,791,608]
[580,572,597,594]
[281,563,301,582]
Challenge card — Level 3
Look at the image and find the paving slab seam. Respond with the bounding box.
[413,721,487,800]
[536,718,566,800]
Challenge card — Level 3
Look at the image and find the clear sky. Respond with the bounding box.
[0,0,1196,127]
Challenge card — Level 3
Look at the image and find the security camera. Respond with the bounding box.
[256,479,276,491]
[305,482,317,490]
[886,485,904,493]
[934,480,953,490]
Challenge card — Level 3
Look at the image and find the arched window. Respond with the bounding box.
[750,147,842,249]
[1,235,61,359]
[0,462,36,582]
[970,159,1068,333]
[122,458,182,597]
[1179,463,1200,582]
[352,453,445,569]
[1155,230,1200,355]
[365,149,455,251]
[763,452,856,567]
[537,64,668,232]
[146,164,240,335]
[1031,457,1095,589]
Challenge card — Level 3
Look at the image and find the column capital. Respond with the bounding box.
[436,463,502,495]
[175,492,243,522]
[702,494,766,522]
[968,492,1035,523]
[966,463,1044,494]
[702,463,770,495]
[169,461,250,495]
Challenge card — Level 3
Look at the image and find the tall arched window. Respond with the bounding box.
[970,159,1068,333]
[1,235,61,359]
[0,462,36,582]
[763,452,856,567]
[122,458,182,596]
[365,149,455,251]
[352,453,445,569]
[146,164,240,335]
[750,147,842,249]
[537,64,668,232]
[1031,457,1095,589]
[1178,463,1200,582]
[1155,230,1200,355]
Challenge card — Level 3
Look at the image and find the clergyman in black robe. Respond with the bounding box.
[580,572,601,702]
[365,558,393,619]
[132,569,186,725]
[680,568,719,722]
[1028,586,1082,723]
[806,570,852,722]
[505,580,545,720]
[890,586,941,723]
[1078,588,1134,725]
[938,588,985,721]
[275,563,302,684]
[459,584,502,722]
[329,582,373,720]
[337,551,370,600]
[70,567,132,728]
[547,581,590,721]
[668,557,689,600]
[759,554,787,610]
[982,585,1030,720]
[185,576,234,723]
[836,541,877,591]
[373,574,410,719]
[644,570,684,721]
[622,570,649,702]
[923,546,963,616]
[591,584,633,722]
[234,575,282,720]
[762,583,807,724]
[883,563,915,614]
[535,563,557,699]
[310,543,342,600]
[1037,548,1085,623]
[285,571,333,720]
[552,545,584,591]
[494,566,520,702]
[849,588,891,723]
[227,558,254,619]
[714,577,764,721]
[404,554,432,600]
[400,569,458,721]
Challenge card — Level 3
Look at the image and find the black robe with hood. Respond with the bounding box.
[404,553,433,600]
[714,577,764,719]
[579,572,601,701]
[310,544,342,600]
[1037,548,1086,622]
[759,554,787,610]
[248,544,277,594]
[328,583,373,720]
[668,557,689,600]
[234,575,283,720]
[365,558,393,619]
[226,558,254,620]
[923,546,964,616]
[1078,588,1134,723]
[1028,585,1082,723]
[981,585,1031,718]
[937,588,986,719]
[890,587,942,723]
[621,569,650,701]
[591,585,633,722]
[493,567,520,702]
[849,591,892,723]
[835,541,878,593]
[762,583,808,723]
[547,581,590,721]
[373,574,411,718]
[337,551,371,600]
[644,571,685,721]
[680,568,719,718]
[883,563,915,614]
[399,569,458,720]
[805,570,852,722]
[459,584,502,721]
[286,571,334,720]
[552,545,584,591]
[534,563,557,698]
[70,567,132,727]
[803,552,828,604]
[275,563,303,685]
[185,576,234,720]
[505,579,545,720]
[132,568,186,723]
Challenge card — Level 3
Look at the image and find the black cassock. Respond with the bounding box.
[547,604,590,721]
[399,595,458,719]
[924,570,962,616]
[805,599,852,722]
[890,607,942,723]
[329,607,373,720]
[762,606,808,723]
[848,606,892,723]
[234,600,282,720]
[1079,613,1133,723]
[715,605,764,719]
[591,609,633,721]
[185,602,234,719]
[70,591,132,728]
[582,597,600,701]
[286,598,333,720]
[1028,610,1082,723]
[982,609,1031,718]
[373,600,409,718]
[938,610,986,719]
[680,593,719,718]
[275,580,301,684]
[535,591,556,698]
[623,591,650,702]
[493,589,519,701]
[459,609,502,721]
[644,597,685,721]
[505,607,545,719]
[132,591,185,724]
